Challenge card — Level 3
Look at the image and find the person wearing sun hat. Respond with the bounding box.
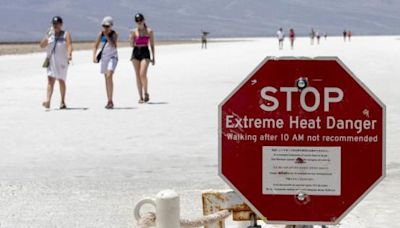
[93,16,119,109]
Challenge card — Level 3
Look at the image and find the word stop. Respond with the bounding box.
[260,86,344,112]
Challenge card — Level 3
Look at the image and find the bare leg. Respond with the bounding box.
[58,79,66,106]
[140,59,150,101]
[105,71,114,102]
[132,59,143,101]
[43,76,55,108]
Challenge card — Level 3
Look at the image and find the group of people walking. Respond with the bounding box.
[343,30,352,42]
[277,27,298,50]
[276,27,352,50]
[277,27,303,50]
[309,28,327,45]
[40,13,155,109]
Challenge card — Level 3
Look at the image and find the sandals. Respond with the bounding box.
[42,101,68,110]
[42,101,50,109]
[138,93,150,104]
[105,101,114,109]
[144,93,150,103]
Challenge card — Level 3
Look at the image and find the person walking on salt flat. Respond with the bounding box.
[310,28,316,45]
[277,28,284,50]
[40,16,72,109]
[348,30,352,42]
[129,13,155,104]
[201,30,209,49]
[93,16,119,109]
[289,28,295,49]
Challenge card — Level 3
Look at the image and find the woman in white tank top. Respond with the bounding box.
[93,16,119,109]
[39,16,72,109]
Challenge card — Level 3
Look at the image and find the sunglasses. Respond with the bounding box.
[102,25,111,28]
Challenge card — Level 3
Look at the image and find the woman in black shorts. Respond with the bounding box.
[130,13,155,103]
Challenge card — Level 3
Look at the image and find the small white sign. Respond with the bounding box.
[262,146,341,195]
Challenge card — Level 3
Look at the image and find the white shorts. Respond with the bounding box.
[101,56,118,74]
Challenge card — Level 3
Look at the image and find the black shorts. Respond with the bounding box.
[131,46,151,61]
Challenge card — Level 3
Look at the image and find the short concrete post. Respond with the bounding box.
[155,189,181,228]
[234,221,250,228]
[134,189,180,228]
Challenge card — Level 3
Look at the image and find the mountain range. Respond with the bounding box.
[1,0,399,42]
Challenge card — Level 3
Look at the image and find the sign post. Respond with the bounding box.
[219,57,385,225]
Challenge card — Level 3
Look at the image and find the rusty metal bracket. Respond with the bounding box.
[202,190,262,228]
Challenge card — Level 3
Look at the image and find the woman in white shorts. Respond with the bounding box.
[93,16,118,109]
[40,16,72,109]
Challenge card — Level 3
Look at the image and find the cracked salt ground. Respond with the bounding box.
[0,36,399,227]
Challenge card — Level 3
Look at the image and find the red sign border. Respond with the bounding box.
[218,56,386,225]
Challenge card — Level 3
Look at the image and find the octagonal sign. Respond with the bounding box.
[219,57,385,224]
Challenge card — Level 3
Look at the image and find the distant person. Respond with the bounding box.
[276,28,284,49]
[93,16,119,109]
[289,28,295,49]
[316,31,321,44]
[324,32,328,40]
[347,30,352,42]
[201,31,209,49]
[129,13,155,104]
[40,16,72,109]
[310,28,315,45]
[343,30,347,42]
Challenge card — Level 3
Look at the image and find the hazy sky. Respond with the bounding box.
[1,0,399,41]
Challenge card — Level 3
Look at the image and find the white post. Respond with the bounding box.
[234,221,250,228]
[156,189,181,228]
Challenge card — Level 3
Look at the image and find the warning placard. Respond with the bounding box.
[262,146,341,195]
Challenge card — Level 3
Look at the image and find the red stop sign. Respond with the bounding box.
[219,57,385,224]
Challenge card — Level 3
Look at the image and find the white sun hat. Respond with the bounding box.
[102,16,114,26]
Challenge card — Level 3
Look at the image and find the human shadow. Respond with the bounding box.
[111,107,137,110]
[146,102,169,105]
[65,107,90,111]
[46,107,89,112]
